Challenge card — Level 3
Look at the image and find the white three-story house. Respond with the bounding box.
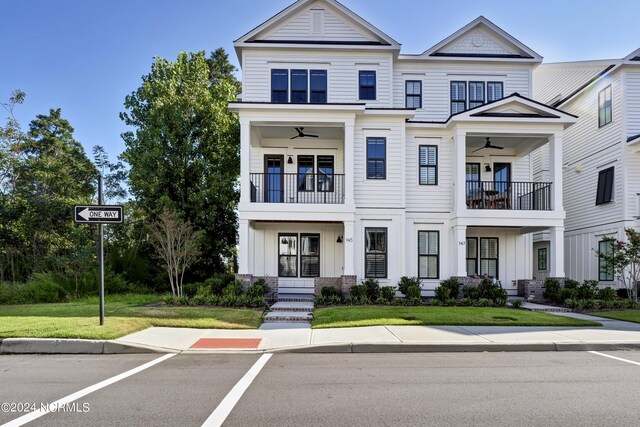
[232,0,576,296]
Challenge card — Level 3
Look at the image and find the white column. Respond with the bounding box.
[343,220,355,276]
[240,118,251,205]
[452,225,467,277]
[238,219,250,274]
[549,226,565,278]
[549,132,563,211]
[344,120,355,206]
[454,129,467,213]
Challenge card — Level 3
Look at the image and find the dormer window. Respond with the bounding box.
[271,69,288,103]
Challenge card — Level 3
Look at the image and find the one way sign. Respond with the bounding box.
[74,205,124,224]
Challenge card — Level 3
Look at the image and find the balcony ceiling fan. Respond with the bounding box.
[291,127,319,139]
[472,137,504,153]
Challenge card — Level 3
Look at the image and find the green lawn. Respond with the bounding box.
[592,310,640,324]
[312,306,601,329]
[0,294,264,340]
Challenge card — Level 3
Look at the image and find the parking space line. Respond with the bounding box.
[1,353,176,427]
[202,353,272,427]
[589,351,640,366]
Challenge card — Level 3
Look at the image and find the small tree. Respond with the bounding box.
[596,228,640,302]
[149,210,202,297]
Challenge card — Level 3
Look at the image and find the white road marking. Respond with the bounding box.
[589,351,640,366]
[202,353,273,427]
[1,353,176,427]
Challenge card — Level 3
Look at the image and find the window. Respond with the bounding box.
[300,234,320,277]
[366,137,386,179]
[278,234,297,277]
[487,82,504,102]
[537,248,547,271]
[365,228,387,278]
[598,240,614,281]
[310,70,327,103]
[419,145,437,185]
[271,69,288,103]
[418,231,439,279]
[598,85,612,127]
[596,166,614,205]
[466,237,478,275]
[290,69,308,103]
[297,155,314,192]
[480,238,499,279]
[468,82,485,108]
[359,70,376,100]
[405,80,422,108]
[450,81,466,114]
[317,156,334,192]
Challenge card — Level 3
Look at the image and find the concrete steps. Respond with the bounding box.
[263,293,315,324]
[263,311,314,323]
[270,301,314,312]
[277,293,315,303]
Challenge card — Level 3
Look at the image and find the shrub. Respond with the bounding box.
[434,286,451,302]
[510,299,524,309]
[321,286,340,298]
[191,294,209,306]
[577,280,599,300]
[380,286,396,302]
[175,295,189,305]
[598,287,617,301]
[348,284,367,302]
[462,286,480,300]
[181,283,200,298]
[325,295,342,305]
[162,294,175,305]
[315,295,327,305]
[404,284,422,303]
[435,278,460,302]
[543,279,561,302]
[398,276,422,296]
[460,297,474,307]
[246,279,269,298]
[476,298,493,307]
[206,277,226,296]
[564,279,580,289]
[463,278,507,304]
[362,278,380,300]
[558,287,577,302]
[617,288,630,299]
[222,280,244,297]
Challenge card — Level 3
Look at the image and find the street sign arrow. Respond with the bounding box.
[74,205,124,224]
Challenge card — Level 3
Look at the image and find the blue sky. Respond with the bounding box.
[2,0,639,161]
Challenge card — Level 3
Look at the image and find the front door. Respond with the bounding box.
[493,163,511,193]
[264,155,284,203]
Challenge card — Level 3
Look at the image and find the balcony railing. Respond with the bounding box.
[250,173,345,204]
[466,181,552,210]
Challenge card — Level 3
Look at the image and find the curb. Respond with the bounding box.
[0,338,163,355]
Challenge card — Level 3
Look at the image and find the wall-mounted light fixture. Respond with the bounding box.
[484,163,492,173]
[336,235,343,243]
[287,156,293,164]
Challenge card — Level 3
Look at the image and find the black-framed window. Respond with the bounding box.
[278,234,297,277]
[487,82,504,102]
[480,237,499,279]
[271,69,288,103]
[405,80,422,108]
[418,231,439,279]
[451,81,466,114]
[290,69,308,103]
[366,137,386,179]
[297,155,314,192]
[310,70,327,103]
[596,166,614,205]
[468,81,485,108]
[300,234,320,278]
[317,155,334,192]
[598,85,612,127]
[419,145,437,185]
[365,228,387,278]
[466,237,478,276]
[538,248,547,271]
[598,240,614,281]
[359,70,376,100]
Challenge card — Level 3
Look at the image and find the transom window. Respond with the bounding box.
[596,166,614,205]
[290,69,308,103]
[366,137,386,179]
[365,228,387,278]
[598,85,612,127]
[480,237,499,279]
[418,231,439,279]
[419,145,437,185]
[598,240,614,281]
[271,69,288,103]
[405,80,422,108]
[359,70,376,100]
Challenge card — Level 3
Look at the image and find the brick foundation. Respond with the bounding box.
[314,277,342,295]
[517,277,566,302]
[235,274,279,302]
[340,275,357,296]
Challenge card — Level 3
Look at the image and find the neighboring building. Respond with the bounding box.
[231,0,576,295]
[532,49,640,285]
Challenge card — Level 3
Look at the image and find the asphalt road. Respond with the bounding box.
[1,351,639,426]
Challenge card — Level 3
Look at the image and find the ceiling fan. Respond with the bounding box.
[290,127,319,139]
[472,137,504,153]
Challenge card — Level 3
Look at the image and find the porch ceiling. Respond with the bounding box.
[466,134,548,157]
[255,124,344,140]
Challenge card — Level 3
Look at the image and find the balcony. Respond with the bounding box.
[250,173,345,204]
[466,181,552,211]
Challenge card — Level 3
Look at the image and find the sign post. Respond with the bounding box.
[74,177,124,326]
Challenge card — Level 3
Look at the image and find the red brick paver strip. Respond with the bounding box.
[190,338,262,349]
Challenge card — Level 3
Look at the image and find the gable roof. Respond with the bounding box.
[234,0,400,50]
[416,16,542,62]
[624,47,640,63]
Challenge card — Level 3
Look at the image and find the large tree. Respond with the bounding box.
[120,50,240,278]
